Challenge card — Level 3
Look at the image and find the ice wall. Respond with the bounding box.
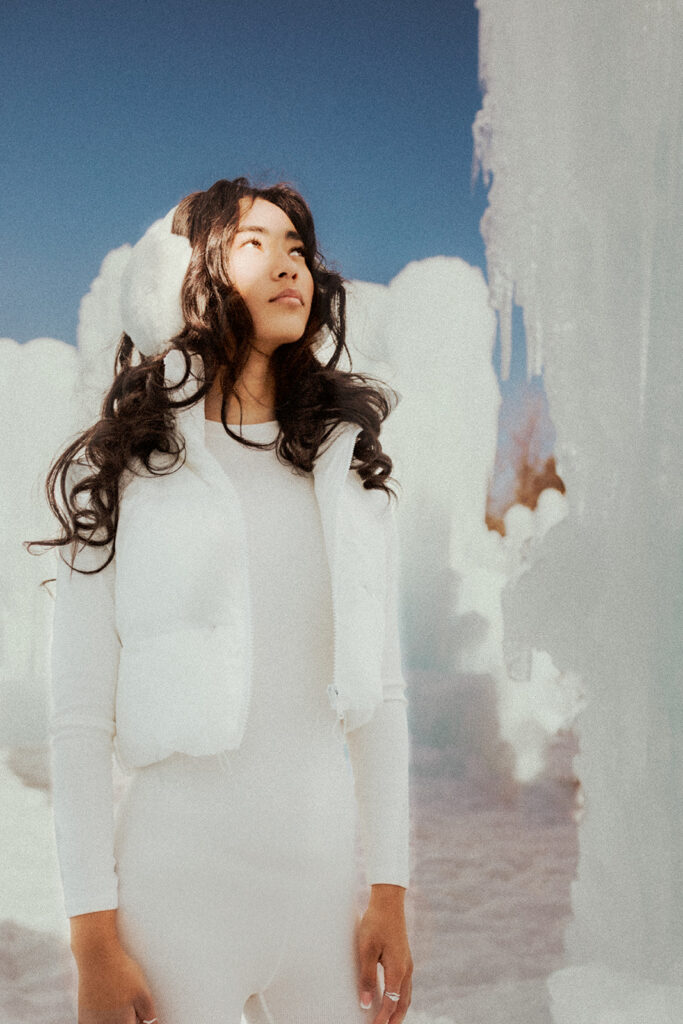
[342,258,500,675]
[474,0,683,1018]
[0,338,80,745]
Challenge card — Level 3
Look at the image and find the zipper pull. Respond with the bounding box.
[327,683,344,718]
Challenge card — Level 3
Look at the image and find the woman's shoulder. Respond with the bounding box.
[346,468,393,519]
[118,451,192,502]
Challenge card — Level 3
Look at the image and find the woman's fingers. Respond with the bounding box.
[358,952,379,1009]
[386,970,412,1023]
[78,1009,137,1023]
[133,993,159,1024]
[371,968,412,1024]
[356,896,413,1020]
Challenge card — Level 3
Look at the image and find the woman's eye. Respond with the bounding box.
[245,236,262,248]
[291,245,306,257]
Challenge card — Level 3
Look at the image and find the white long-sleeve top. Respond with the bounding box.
[50,418,410,918]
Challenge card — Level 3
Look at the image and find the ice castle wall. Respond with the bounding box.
[474,0,683,1017]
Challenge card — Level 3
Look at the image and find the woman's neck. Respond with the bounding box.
[205,352,276,424]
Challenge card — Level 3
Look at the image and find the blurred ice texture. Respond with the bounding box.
[474,0,683,1019]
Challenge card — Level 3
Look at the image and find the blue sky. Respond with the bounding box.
[2,0,529,387]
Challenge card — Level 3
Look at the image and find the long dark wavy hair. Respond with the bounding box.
[25,177,400,580]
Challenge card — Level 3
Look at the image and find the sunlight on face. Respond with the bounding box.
[227,197,315,353]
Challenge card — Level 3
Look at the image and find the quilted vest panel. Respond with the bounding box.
[111,443,390,769]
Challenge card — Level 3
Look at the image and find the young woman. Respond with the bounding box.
[29,177,412,1024]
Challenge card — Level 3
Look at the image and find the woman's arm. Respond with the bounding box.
[50,539,120,917]
[346,501,410,887]
[345,500,412,1022]
[69,908,120,955]
[50,533,159,1020]
[346,703,412,1023]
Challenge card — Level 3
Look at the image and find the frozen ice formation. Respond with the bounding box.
[475,0,683,1016]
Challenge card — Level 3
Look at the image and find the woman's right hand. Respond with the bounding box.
[75,943,159,1024]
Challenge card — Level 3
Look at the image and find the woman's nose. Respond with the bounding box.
[273,251,298,278]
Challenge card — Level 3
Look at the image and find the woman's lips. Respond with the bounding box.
[270,289,303,304]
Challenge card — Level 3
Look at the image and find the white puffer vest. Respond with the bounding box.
[109,351,403,770]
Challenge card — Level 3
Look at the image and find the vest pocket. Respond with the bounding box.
[114,622,249,770]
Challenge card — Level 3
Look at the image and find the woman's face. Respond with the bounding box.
[227,197,314,353]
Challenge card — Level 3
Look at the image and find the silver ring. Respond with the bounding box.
[141,1019,158,1023]
[385,991,401,1002]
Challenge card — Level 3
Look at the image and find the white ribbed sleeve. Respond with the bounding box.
[49,540,121,918]
[345,501,411,888]
[346,701,410,887]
